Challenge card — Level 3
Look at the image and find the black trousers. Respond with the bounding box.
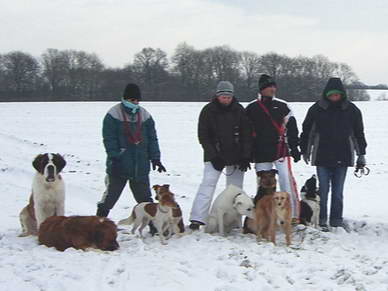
[96,175,153,217]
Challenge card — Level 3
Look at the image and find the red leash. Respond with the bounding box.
[256,100,287,160]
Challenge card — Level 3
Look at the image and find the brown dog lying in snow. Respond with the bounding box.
[38,216,119,251]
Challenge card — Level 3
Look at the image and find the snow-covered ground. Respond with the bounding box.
[1,101,388,291]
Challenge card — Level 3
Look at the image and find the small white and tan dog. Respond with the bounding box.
[205,184,255,236]
[119,189,179,244]
[153,184,185,234]
[19,153,66,236]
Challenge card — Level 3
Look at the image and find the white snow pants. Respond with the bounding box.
[190,162,244,224]
[255,156,300,218]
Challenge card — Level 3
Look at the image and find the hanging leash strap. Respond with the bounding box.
[354,166,370,178]
[121,108,143,145]
[256,100,287,160]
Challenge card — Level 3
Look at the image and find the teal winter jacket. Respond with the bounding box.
[102,103,161,181]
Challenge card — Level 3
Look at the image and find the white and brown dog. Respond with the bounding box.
[19,153,66,236]
[153,184,185,234]
[205,184,255,236]
[119,188,180,244]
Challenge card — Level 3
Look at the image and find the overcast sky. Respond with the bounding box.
[1,0,387,84]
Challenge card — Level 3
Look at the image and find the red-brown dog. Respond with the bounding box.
[38,216,119,251]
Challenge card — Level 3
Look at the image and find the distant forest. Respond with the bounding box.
[0,43,373,102]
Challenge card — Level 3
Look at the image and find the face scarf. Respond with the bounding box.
[121,99,140,114]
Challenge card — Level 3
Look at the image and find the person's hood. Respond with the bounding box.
[319,77,350,110]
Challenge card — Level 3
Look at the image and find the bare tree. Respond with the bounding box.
[1,51,40,99]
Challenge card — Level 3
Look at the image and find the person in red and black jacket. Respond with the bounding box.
[245,74,301,221]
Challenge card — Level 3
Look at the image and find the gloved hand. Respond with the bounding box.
[291,148,301,163]
[238,158,251,172]
[151,160,167,173]
[356,155,366,168]
[210,156,225,171]
[302,153,310,165]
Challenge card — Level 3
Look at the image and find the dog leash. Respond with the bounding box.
[354,166,370,178]
[221,165,237,177]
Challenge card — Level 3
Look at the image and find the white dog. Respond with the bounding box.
[205,185,255,235]
[19,153,66,236]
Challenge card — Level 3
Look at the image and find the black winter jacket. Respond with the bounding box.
[198,98,251,165]
[245,97,299,163]
[300,79,367,167]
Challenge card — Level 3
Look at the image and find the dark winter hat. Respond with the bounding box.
[123,83,142,100]
[259,74,277,91]
[216,81,234,97]
[323,77,347,99]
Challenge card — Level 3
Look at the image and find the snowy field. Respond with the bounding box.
[1,101,388,291]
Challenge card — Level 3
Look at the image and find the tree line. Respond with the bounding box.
[0,43,371,102]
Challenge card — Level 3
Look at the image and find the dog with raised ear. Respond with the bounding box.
[205,185,255,236]
[19,153,66,236]
[256,191,292,246]
[153,184,185,234]
[243,170,278,234]
[38,216,119,251]
[119,188,180,244]
[299,175,320,228]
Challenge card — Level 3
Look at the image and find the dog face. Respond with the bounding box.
[257,170,277,188]
[158,191,177,208]
[94,219,119,251]
[303,175,319,199]
[152,184,170,200]
[33,153,66,182]
[234,194,255,218]
[273,192,290,209]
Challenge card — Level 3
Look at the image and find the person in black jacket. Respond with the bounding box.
[245,74,301,221]
[189,81,252,230]
[300,77,367,231]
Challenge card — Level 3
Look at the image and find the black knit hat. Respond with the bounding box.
[123,83,142,100]
[259,74,277,91]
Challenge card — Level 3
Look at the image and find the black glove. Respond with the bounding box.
[290,148,301,163]
[151,159,167,173]
[111,157,122,176]
[210,157,225,171]
[356,155,366,169]
[238,158,251,172]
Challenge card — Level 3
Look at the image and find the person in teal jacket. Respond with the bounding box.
[96,83,166,220]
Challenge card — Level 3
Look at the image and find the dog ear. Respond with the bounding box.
[54,154,66,173]
[270,169,279,175]
[32,154,44,173]
[256,171,264,177]
[162,184,170,190]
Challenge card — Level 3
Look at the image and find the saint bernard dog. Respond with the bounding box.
[19,153,66,236]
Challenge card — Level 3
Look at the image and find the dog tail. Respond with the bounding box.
[118,209,136,225]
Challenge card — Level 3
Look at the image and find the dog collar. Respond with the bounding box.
[158,205,169,213]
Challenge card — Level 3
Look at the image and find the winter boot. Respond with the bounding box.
[189,220,203,231]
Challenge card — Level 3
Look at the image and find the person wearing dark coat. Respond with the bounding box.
[189,81,252,230]
[96,83,166,227]
[300,77,367,231]
[245,74,301,220]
